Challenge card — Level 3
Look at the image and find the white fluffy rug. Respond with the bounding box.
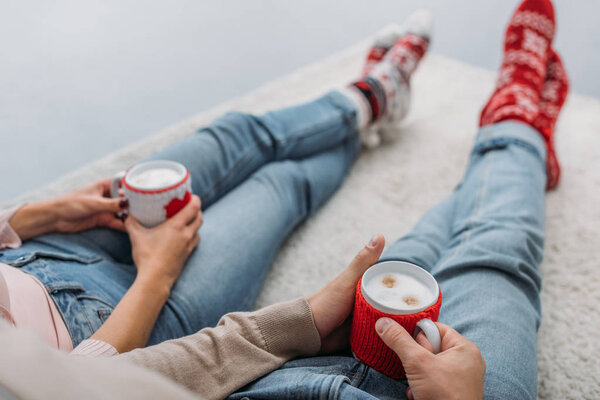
[4,36,599,399]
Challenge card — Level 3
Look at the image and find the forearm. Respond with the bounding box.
[8,200,59,241]
[90,275,170,353]
[118,298,321,400]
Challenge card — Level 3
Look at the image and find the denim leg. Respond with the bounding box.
[379,194,457,271]
[2,92,361,344]
[229,356,407,400]
[4,137,360,346]
[71,90,359,264]
[150,137,361,342]
[148,90,359,209]
[430,121,547,400]
[227,122,546,400]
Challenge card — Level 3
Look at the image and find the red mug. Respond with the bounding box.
[350,260,442,379]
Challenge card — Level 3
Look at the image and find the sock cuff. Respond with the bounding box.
[339,86,372,131]
[352,81,380,123]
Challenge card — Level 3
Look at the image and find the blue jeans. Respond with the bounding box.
[228,121,546,400]
[0,90,361,346]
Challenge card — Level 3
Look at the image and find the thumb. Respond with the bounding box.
[124,214,144,233]
[376,318,432,364]
[340,234,385,283]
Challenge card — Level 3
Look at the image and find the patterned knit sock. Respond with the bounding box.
[534,50,569,190]
[361,25,404,78]
[344,10,432,147]
[480,0,556,127]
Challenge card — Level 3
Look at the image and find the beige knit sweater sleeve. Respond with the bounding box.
[119,298,322,400]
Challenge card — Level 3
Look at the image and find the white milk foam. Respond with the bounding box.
[364,272,434,310]
[128,168,183,189]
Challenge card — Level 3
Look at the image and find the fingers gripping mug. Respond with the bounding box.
[350,260,442,379]
[111,160,192,227]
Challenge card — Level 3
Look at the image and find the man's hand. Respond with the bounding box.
[306,234,385,353]
[376,318,486,400]
[9,178,126,241]
[124,195,203,291]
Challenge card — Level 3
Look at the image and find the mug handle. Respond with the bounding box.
[414,318,441,354]
[110,170,126,198]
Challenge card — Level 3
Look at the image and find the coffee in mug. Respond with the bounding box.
[363,272,435,311]
[350,260,442,379]
[111,160,192,227]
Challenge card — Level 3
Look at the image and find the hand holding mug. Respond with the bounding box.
[307,234,386,353]
[307,235,485,400]
[125,195,203,291]
[9,178,126,241]
[350,260,443,378]
[376,319,485,400]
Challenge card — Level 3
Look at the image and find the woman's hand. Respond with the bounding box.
[306,234,385,353]
[124,195,203,291]
[9,178,126,241]
[376,318,485,400]
[51,178,127,232]
[89,195,203,353]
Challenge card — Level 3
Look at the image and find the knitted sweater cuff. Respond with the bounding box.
[0,205,25,249]
[253,298,321,359]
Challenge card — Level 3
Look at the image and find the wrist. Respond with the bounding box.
[134,270,173,301]
[9,201,60,241]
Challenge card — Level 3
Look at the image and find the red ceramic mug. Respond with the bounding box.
[350,260,442,379]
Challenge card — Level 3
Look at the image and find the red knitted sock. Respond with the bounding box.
[480,0,556,127]
[534,50,569,190]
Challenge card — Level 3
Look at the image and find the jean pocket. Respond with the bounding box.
[45,280,86,294]
[44,280,115,344]
[96,308,113,323]
[75,293,115,331]
[0,250,102,268]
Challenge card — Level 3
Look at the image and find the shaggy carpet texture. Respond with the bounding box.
[4,36,599,399]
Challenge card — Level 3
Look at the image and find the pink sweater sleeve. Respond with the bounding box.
[0,206,23,249]
[70,339,119,357]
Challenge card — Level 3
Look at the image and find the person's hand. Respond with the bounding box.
[306,234,385,353]
[51,178,127,232]
[376,318,486,400]
[9,178,127,241]
[124,195,202,291]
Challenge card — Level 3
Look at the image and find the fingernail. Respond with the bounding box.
[119,199,129,209]
[376,318,393,334]
[368,234,379,248]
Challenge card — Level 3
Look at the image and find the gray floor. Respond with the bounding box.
[1,0,598,203]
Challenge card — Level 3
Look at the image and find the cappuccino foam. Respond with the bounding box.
[128,168,183,189]
[364,272,434,311]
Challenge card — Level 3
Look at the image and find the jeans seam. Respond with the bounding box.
[330,374,352,400]
[347,363,369,389]
[464,154,490,246]
[435,153,491,272]
[474,137,545,164]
